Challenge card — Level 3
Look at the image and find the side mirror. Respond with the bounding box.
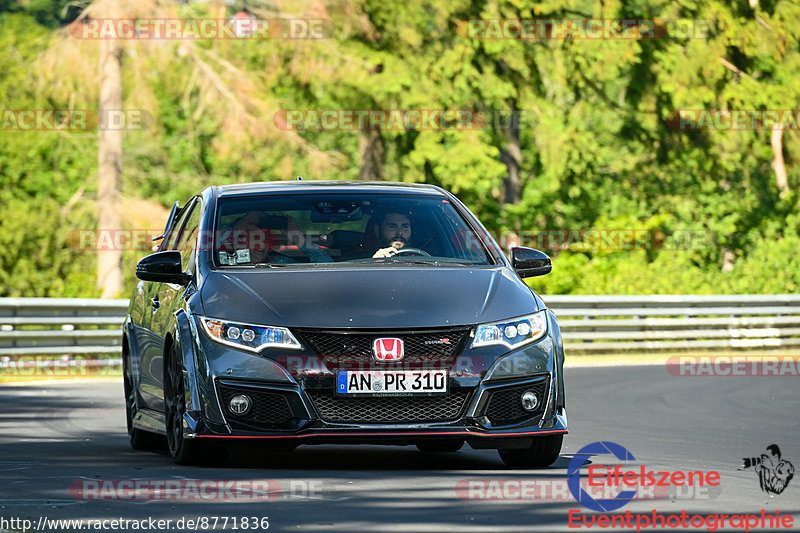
[511,247,552,278]
[136,251,191,285]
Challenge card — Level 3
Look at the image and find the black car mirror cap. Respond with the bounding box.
[136,250,192,285]
[511,247,552,278]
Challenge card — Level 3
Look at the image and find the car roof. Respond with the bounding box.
[215,180,448,197]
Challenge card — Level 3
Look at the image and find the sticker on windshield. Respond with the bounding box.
[235,249,251,263]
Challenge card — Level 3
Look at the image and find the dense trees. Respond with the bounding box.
[0,0,798,296]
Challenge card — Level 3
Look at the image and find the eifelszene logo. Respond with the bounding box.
[740,444,795,496]
[567,441,721,512]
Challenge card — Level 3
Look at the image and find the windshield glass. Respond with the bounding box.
[210,193,495,267]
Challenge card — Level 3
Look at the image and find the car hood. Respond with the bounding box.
[199,266,543,329]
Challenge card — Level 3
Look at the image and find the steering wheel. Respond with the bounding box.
[393,247,431,257]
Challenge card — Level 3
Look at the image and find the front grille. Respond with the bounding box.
[295,328,470,371]
[306,389,472,423]
[217,383,294,430]
[484,378,549,426]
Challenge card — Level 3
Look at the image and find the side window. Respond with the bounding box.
[176,200,202,271]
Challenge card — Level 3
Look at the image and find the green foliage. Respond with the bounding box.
[1,1,799,296]
[0,0,81,27]
[0,14,99,296]
[0,196,97,297]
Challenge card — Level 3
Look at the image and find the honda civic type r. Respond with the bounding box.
[123,181,567,466]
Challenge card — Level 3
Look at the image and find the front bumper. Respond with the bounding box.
[182,312,567,448]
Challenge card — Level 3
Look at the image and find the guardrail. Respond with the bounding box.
[546,294,800,352]
[1,295,799,360]
[0,298,127,357]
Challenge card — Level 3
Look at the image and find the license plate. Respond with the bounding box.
[336,370,448,395]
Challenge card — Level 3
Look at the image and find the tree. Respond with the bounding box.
[96,3,124,297]
[41,0,334,295]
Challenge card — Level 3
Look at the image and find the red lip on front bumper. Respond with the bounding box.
[192,428,567,440]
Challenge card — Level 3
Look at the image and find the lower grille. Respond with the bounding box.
[485,378,549,426]
[217,383,294,430]
[306,389,471,423]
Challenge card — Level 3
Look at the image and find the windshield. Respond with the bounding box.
[210,193,495,267]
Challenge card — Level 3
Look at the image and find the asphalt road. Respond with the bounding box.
[0,365,798,532]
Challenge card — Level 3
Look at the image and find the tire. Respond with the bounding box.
[123,349,164,450]
[164,346,203,465]
[164,344,227,466]
[498,434,563,468]
[416,440,464,453]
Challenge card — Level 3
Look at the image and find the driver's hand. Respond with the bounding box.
[373,246,398,258]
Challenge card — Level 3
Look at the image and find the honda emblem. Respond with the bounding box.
[372,338,404,362]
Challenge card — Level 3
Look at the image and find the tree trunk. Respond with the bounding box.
[721,248,735,273]
[358,128,385,180]
[499,107,522,205]
[771,124,789,194]
[97,37,124,297]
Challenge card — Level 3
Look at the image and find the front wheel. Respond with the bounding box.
[164,346,203,465]
[498,434,563,468]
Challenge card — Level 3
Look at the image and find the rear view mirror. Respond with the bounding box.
[311,199,363,223]
[511,247,552,278]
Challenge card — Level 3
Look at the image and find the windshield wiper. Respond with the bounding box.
[342,257,479,266]
[252,263,291,268]
[367,258,451,266]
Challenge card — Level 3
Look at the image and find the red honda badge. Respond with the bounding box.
[372,338,404,362]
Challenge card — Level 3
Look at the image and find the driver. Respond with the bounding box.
[372,211,414,258]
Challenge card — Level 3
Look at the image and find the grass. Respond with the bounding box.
[0,357,122,384]
[2,350,799,382]
[565,349,800,367]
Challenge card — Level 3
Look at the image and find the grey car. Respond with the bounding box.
[123,181,567,466]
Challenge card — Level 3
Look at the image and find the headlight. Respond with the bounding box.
[472,310,548,349]
[199,317,302,352]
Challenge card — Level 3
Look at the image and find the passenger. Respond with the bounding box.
[230,211,331,264]
[229,211,272,264]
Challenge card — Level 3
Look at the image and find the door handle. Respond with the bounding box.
[151,296,160,309]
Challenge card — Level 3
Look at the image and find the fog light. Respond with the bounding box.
[229,394,251,415]
[520,390,539,411]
